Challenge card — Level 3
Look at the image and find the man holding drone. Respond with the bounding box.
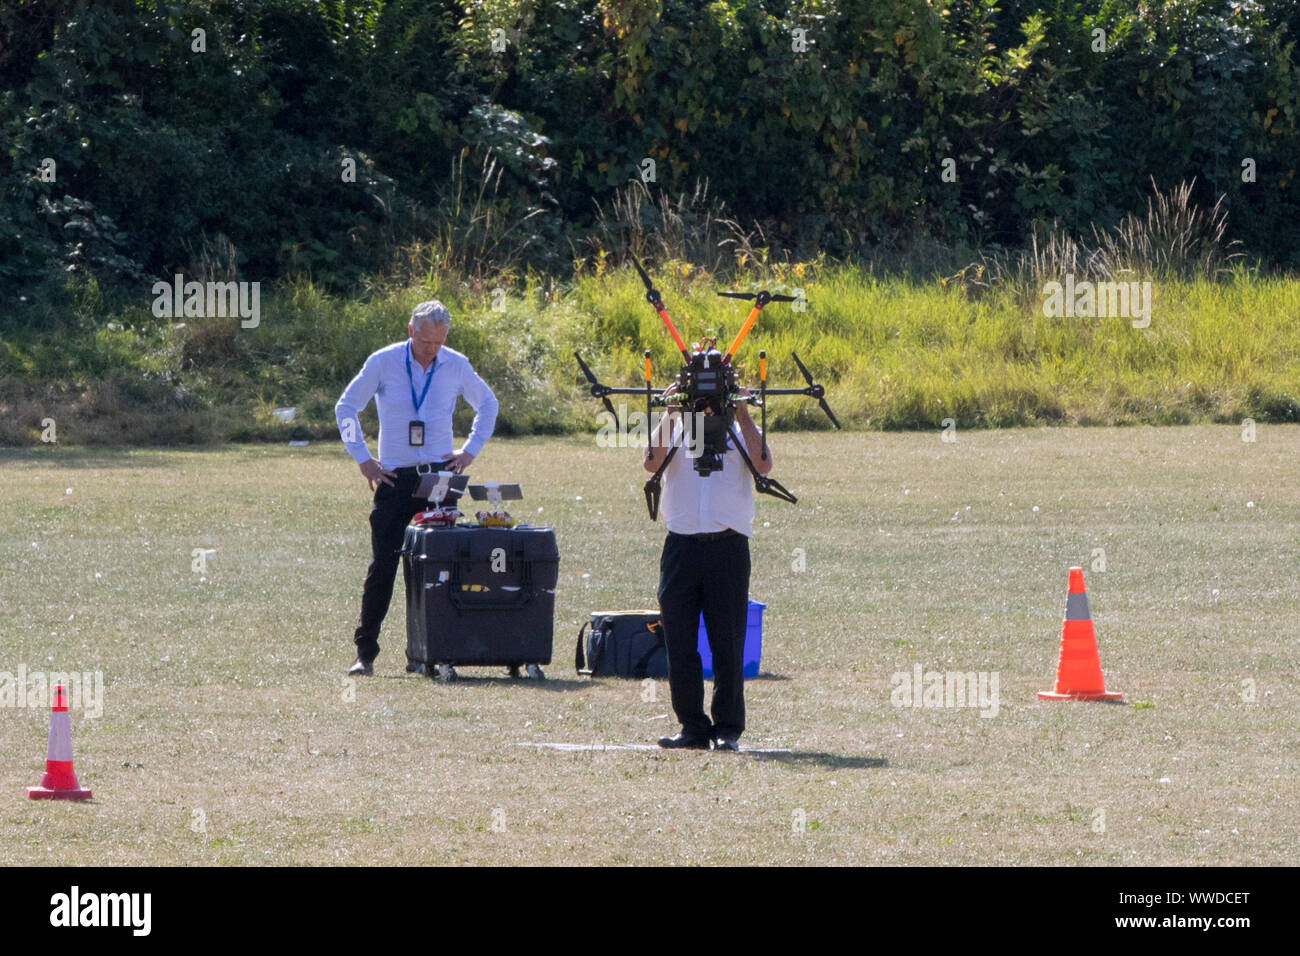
[577,256,840,750]
[644,375,771,752]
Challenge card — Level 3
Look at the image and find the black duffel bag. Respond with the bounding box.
[575,610,668,678]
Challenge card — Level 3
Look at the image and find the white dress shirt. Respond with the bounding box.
[335,340,498,469]
[660,420,756,537]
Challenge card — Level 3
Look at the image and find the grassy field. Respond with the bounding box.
[1,428,1296,865]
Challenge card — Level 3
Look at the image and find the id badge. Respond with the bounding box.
[408,420,425,447]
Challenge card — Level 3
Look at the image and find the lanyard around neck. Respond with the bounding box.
[405,342,436,415]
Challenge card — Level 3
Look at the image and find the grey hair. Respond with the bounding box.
[410,300,451,329]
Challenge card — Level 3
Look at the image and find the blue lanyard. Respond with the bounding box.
[405,342,436,415]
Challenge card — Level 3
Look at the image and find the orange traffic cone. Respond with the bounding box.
[1038,567,1123,701]
[27,683,92,800]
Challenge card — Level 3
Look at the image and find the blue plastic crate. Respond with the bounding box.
[698,600,765,679]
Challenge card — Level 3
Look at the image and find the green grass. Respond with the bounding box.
[3,265,1300,446]
[1,429,1296,864]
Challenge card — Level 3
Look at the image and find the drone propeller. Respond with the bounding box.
[574,351,618,419]
[791,351,842,429]
[716,291,800,303]
[716,289,805,363]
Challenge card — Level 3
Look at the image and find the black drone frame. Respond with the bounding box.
[576,254,841,519]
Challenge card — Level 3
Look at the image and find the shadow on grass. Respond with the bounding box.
[386,672,591,692]
[747,751,888,769]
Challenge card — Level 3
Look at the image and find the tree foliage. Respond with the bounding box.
[2,0,1297,300]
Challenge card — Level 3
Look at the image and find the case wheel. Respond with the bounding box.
[437,663,458,683]
[508,665,522,679]
[526,663,545,681]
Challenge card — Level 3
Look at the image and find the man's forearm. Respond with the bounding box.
[335,400,372,463]
[645,408,680,469]
[462,399,498,457]
[336,356,379,463]
[461,369,499,456]
[734,407,770,468]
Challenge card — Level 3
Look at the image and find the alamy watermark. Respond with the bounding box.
[0,666,103,718]
[595,404,708,454]
[151,274,260,328]
[1041,274,1151,328]
[50,886,150,936]
[890,663,999,718]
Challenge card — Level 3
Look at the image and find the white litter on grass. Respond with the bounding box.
[523,742,659,752]
[517,742,793,755]
[288,440,310,447]
[1246,501,1255,508]
[65,488,73,495]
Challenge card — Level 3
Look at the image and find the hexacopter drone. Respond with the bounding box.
[575,255,840,519]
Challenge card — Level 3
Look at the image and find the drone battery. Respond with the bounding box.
[401,525,559,670]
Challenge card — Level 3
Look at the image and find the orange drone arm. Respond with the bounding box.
[723,304,763,364]
[656,306,689,356]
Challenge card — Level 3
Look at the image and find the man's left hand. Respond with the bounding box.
[448,449,475,473]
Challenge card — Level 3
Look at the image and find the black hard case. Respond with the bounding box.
[401,525,559,669]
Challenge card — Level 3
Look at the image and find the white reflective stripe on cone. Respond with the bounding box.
[46,710,74,762]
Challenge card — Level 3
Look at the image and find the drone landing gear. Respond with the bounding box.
[728,424,798,504]
[644,437,682,521]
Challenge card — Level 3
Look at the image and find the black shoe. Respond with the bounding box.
[714,736,740,752]
[657,733,712,750]
[347,657,374,676]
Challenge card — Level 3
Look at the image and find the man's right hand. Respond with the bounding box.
[360,459,397,490]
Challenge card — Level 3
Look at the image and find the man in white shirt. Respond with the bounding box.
[643,382,771,751]
[335,300,498,675]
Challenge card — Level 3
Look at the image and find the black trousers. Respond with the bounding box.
[657,531,751,739]
[353,464,451,660]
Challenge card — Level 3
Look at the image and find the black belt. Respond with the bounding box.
[393,461,454,476]
[674,529,740,541]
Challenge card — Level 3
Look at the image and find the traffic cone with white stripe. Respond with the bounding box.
[27,682,92,800]
[1037,567,1123,701]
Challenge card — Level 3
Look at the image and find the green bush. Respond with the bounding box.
[3,1,1298,303]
